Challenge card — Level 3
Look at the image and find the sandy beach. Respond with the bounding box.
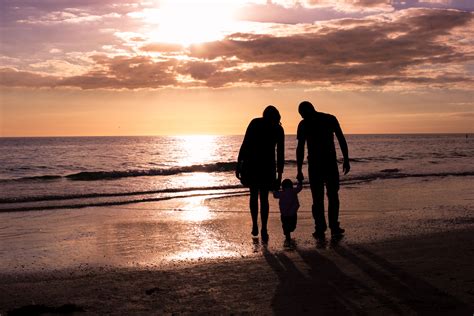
[1,176,473,314]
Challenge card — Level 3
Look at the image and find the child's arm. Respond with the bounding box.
[295,182,303,193]
[272,191,281,199]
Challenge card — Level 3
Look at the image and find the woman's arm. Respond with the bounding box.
[276,126,285,183]
[236,120,255,179]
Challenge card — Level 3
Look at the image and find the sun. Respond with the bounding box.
[149,0,240,46]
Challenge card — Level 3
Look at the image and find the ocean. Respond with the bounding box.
[0,134,473,212]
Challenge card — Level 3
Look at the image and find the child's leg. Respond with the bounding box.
[290,215,297,232]
[281,215,291,238]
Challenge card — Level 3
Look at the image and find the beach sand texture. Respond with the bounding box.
[1,176,473,314]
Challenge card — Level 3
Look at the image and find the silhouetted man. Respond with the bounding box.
[296,101,350,238]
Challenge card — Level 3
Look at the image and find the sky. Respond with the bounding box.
[0,0,473,136]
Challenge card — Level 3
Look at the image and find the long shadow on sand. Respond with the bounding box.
[334,245,472,315]
[264,242,471,315]
[264,246,401,315]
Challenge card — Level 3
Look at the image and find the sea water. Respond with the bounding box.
[0,134,473,212]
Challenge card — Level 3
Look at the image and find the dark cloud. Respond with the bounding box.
[0,55,178,89]
[185,8,473,87]
[1,8,472,90]
[0,68,59,87]
[178,61,219,81]
[236,0,473,25]
[391,0,474,11]
[60,55,178,89]
[190,9,471,63]
[303,0,474,11]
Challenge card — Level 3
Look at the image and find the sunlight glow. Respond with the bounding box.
[148,1,240,46]
[175,135,218,166]
[179,196,212,221]
[168,248,238,261]
[177,172,220,189]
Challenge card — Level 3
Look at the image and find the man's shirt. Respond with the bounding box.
[297,112,340,166]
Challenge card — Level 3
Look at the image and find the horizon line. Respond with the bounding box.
[1,132,472,138]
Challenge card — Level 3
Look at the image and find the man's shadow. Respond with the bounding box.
[264,244,471,315]
[333,246,472,315]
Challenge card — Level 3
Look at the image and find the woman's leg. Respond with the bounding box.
[259,189,269,239]
[249,187,259,236]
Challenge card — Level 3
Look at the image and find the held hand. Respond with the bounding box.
[273,176,282,191]
[235,162,242,179]
[297,171,304,184]
[274,181,281,191]
[343,159,351,175]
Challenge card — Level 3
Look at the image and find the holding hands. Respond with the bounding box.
[296,170,304,184]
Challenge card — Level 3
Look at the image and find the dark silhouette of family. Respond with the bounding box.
[236,101,350,242]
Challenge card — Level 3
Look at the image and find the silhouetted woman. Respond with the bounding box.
[236,105,284,241]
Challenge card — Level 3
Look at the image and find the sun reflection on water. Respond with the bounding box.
[179,195,212,222]
[175,135,219,166]
[167,194,241,261]
[168,248,238,261]
[177,172,220,189]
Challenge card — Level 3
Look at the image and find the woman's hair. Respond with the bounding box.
[262,105,281,124]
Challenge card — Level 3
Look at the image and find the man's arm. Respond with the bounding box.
[296,138,305,183]
[296,121,305,183]
[334,117,350,175]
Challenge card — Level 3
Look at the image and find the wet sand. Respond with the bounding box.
[1,176,473,314]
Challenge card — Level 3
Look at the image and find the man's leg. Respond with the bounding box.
[308,165,327,234]
[326,164,342,232]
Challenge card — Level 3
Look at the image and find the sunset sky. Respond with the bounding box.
[0,0,473,136]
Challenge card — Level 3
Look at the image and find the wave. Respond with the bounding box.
[0,158,408,182]
[1,170,473,207]
[0,190,248,213]
[380,168,400,173]
[346,170,474,184]
[2,160,298,182]
[0,162,239,182]
[3,155,452,183]
[66,162,239,180]
[0,184,245,204]
[23,175,63,181]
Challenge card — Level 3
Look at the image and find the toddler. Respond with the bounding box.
[273,179,303,240]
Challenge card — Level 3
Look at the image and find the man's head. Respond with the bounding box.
[298,101,316,119]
